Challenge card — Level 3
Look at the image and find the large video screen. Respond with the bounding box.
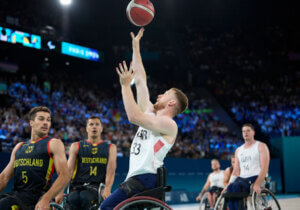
[0,26,103,62]
[0,26,41,49]
[61,42,103,62]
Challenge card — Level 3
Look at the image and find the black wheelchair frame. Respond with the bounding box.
[113,166,172,210]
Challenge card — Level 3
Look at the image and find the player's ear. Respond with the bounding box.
[168,99,176,107]
[29,120,34,127]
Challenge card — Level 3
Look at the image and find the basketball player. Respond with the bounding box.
[0,106,70,210]
[223,155,235,187]
[196,159,224,210]
[56,116,117,210]
[224,123,270,210]
[100,28,188,209]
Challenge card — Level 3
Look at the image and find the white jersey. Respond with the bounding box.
[209,170,225,188]
[237,141,261,178]
[126,114,174,179]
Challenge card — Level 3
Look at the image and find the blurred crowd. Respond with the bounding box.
[184,25,300,137]
[0,73,241,159]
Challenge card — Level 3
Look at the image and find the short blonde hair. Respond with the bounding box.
[171,88,188,116]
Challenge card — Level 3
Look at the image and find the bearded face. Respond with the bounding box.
[153,89,175,111]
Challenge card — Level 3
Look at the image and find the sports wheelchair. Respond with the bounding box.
[199,187,223,210]
[214,178,281,210]
[49,183,105,210]
[113,166,172,210]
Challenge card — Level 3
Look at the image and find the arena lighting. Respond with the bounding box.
[60,0,72,6]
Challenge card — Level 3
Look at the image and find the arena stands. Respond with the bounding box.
[0,72,241,159]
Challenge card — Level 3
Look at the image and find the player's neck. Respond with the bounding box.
[88,137,103,144]
[31,132,47,142]
[244,139,256,147]
[156,108,173,118]
[213,169,220,173]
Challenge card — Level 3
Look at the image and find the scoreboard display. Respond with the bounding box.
[0,25,103,63]
[0,26,41,49]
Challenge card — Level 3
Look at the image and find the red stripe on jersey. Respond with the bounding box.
[86,139,104,146]
[76,142,80,155]
[154,140,164,154]
[31,136,49,144]
[15,142,25,152]
[47,138,54,158]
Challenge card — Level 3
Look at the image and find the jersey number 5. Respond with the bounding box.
[90,166,97,176]
[22,171,28,184]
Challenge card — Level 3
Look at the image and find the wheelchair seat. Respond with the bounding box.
[49,182,105,210]
[114,166,172,210]
[133,166,172,202]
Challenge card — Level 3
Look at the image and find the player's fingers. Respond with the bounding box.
[138,27,144,38]
[116,67,122,76]
[118,63,125,73]
[122,60,128,72]
[130,32,135,39]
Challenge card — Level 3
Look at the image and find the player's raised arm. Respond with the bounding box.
[130,28,153,112]
[116,62,177,141]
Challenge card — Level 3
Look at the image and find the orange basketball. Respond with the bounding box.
[126,0,155,27]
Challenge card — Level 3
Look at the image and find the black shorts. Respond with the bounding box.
[67,185,99,210]
[0,192,36,210]
[208,186,223,195]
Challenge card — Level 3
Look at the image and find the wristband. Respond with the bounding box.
[229,175,237,184]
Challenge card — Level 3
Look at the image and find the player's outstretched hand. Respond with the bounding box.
[116,61,135,86]
[130,27,144,49]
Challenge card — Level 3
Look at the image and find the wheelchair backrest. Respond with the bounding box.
[157,166,166,187]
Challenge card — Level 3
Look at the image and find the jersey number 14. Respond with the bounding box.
[90,166,97,176]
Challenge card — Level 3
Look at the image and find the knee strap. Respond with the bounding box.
[118,177,146,197]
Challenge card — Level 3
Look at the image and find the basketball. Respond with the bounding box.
[126,0,155,27]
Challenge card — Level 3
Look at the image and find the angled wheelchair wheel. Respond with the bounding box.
[252,188,281,210]
[214,194,227,210]
[50,202,64,210]
[199,192,210,210]
[113,196,172,210]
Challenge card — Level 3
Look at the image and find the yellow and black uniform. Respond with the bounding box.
[67,140,110,210]
[0,136,55,209]
[71,140,110,186]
